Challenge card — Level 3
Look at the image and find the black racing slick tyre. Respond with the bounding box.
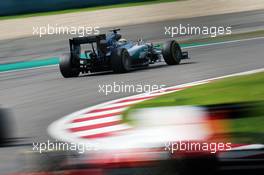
[162,40,182,65]
[111,48,131,73]
[59,54,80,78]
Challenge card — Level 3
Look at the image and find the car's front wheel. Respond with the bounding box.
[59,54,80,78]
[162,40,182,65]
[111,48,131,73]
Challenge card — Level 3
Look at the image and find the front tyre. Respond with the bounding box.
[111,48,131,73]
[59,54,80,78]
[162,40,182,65]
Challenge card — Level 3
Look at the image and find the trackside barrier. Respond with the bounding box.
[0,0,154,16]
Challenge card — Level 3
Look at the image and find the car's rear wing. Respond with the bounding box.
[70,34,106,45]
[69,34,106,55]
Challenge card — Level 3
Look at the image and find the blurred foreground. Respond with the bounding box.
[1,101,263,175]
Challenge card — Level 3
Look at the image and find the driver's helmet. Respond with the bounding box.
[118,38,127,45]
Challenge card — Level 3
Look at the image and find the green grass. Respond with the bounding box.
[125,72,264,110]
[124,72,264,143]
[0,0,176,20]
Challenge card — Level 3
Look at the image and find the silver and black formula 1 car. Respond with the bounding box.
[59,29,189,78]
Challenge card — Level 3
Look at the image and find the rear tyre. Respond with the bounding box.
[111,48,131,73]
[162,40,182,65]
[59,54,80,78]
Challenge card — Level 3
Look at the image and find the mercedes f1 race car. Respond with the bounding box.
[59,29,189,78]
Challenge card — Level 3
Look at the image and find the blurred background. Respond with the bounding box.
[0,0,163,16]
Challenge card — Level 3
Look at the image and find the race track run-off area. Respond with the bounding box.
[48,68,264,147]
[1,32,264,173]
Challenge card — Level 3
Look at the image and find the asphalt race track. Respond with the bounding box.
[0,10,264,173]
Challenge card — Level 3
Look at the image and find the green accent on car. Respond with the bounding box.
[128,45,149,59]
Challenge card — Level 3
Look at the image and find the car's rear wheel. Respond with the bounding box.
[111,48,131,73]
[59,54,80,78]
[162,40,182,65]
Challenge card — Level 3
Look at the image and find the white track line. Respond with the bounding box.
[68,115,122,128]
[73,108,126,120]
[95,100,145,109]
[184,36,264,49]
[48,67,264,145]
[73,124,130,137]
[232,144,264,151]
